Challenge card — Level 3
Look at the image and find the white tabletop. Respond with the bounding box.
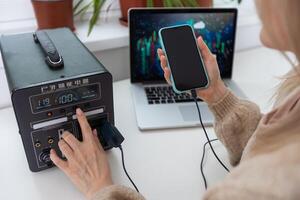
[0,47,293,200]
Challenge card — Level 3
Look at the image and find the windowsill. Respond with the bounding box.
[75,18,129,52]
[0,8,260,53]
[0,12,129,52]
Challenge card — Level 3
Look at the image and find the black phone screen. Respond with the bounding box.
[160,25,209,91]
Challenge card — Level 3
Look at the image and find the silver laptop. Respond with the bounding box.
[129,8,246,130]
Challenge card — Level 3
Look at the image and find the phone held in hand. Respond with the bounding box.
[159,24,209,93]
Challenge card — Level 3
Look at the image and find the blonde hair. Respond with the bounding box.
[275,62,300,104]
[273,1,300,103]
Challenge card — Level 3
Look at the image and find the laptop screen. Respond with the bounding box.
[129,8,237,83]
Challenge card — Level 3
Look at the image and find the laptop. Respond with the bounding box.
[129,8,246,130]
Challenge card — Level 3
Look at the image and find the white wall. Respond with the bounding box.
[94,47,130,81]
[0,0,120,22]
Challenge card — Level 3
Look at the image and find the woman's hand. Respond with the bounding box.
[50,108,112,200]
[157,36,227,104]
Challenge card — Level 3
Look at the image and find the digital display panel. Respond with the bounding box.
[31,84,100,112]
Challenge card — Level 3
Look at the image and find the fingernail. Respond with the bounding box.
[76,108,83,116]
[93,129,97,135]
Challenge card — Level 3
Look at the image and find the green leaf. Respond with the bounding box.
[147,0,154,7]
[74,2,92,17]
[173,0,184,7]
[73,0,85,13]
[163,0,200,7]
[164,0,173,7]
[88,0,105,36]
[105,2,113,14]
[185,0,199,7]
[103,2,114,22]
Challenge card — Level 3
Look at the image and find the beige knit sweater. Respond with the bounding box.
[92,87,300,200]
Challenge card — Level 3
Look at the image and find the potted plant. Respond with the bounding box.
[31,0,75,31]
[74,0,212,35]
[73,0,108,35]
[119,0,213,25]
[75,0,242,36]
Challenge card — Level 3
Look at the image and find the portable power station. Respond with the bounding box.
[0,28,122,172]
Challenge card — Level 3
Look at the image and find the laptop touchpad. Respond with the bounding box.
[178,105,199,122]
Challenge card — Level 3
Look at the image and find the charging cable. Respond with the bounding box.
[118,145,140,193]
[201,138,218,189]
[114,89,229,192]
[101,122,140,193]
[190,89,229,189]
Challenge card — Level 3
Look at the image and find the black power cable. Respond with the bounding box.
[200,138,218,189]
[119,145,140,193]
[116,90,228,192]
[190,89,229,189]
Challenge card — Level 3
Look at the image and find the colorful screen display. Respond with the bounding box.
[130,10,237,82]
[30,84,100,112]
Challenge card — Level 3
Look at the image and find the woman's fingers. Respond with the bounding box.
[164,68,172,85]
[61,131,80,150]
[92,129,99,143]
[92,129,104,151]
[197,36,213,61]
[58,139,74,160]
[50,109,113,198]
[76,108,92,141]
[160,55,172,84]
[160,55,167,69]
[50,149,68,170]
[157,48,164,57]
[157,49,174,85]
[157,49,168,70]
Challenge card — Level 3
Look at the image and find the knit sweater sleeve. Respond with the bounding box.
[208,89,262,166]
[91,185,145,200]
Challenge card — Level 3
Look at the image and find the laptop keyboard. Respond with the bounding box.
[145,86,203,104]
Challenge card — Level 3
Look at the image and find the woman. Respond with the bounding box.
[50,0,300,199]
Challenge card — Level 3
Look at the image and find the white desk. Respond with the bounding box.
[0,47,292,200]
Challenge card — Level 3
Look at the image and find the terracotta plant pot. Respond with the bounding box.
[198,0,213,7]
[31,0,75,31]
[119,0,146,26]
[119,0,213,26]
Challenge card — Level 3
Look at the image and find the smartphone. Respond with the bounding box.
[159,24,209,93]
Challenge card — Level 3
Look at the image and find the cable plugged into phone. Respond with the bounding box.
[159,24,228,189]
[191,89,229,189]
[99,122,140,193]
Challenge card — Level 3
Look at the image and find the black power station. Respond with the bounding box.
[0,28,123,172]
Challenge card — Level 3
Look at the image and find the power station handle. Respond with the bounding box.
[33,30,64,69]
